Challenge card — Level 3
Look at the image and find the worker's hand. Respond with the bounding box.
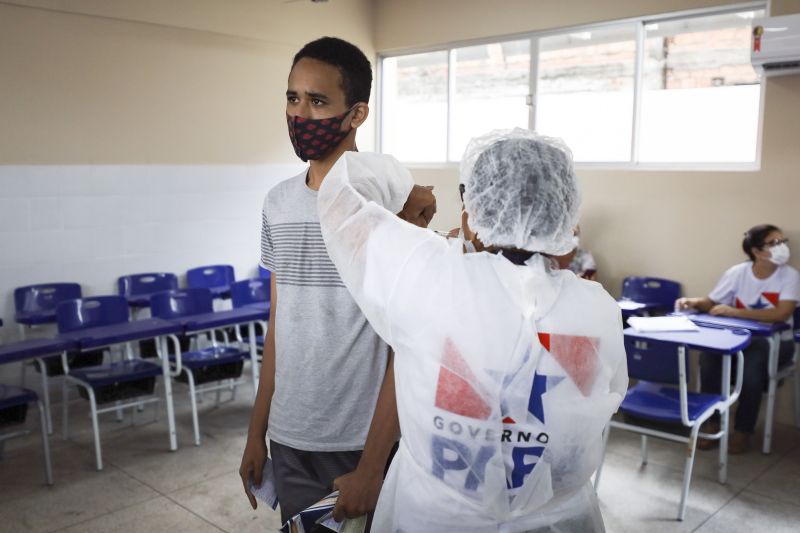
[398,185,436,228]
[447,227,460,239]
[239,436,268,510]
[709,304,738,317]
[331,467,383,522]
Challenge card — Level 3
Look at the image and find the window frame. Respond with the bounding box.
[377,1,767,171]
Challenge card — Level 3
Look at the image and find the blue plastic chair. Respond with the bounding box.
[186,265,235,299]
[230,279,270,354]
[619,277,682,317]
[231,278,270,308]
[0,384,52,485]
[595,335,744,521]
[150,288,249,445]
[14,283,87,434]
[117,273,179,310]
[56,296,163,470]
[14,283,82,331]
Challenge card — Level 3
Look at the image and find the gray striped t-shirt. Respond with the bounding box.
[260,172,390,451]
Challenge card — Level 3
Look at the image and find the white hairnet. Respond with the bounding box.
[459,128,580,255]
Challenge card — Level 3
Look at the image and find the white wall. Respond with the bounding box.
[0,164,303,343]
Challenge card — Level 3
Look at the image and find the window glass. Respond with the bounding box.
[638,9,764,163]
[381,51,448,162]
[536,24,637,162]
[450,40,531,160]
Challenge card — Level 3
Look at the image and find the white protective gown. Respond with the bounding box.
[318,152,628,533]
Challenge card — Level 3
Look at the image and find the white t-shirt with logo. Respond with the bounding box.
[709,261,800,337]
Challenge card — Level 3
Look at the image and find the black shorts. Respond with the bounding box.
[270,440,397,529]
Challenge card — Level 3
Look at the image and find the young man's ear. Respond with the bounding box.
[349,103,369,129]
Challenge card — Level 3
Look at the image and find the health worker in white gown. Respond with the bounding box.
[317,129,628,532]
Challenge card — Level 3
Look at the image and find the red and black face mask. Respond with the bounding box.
[286,107,354,162]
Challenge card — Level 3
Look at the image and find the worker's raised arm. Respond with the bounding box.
[317,152,444,346]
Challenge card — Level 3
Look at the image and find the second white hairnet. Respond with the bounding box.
[459,128,581,255]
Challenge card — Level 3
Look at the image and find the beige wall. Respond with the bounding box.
[377,0,800,425]
[0,0,376,164]
[375,0,751,51]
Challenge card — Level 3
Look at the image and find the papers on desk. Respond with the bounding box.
[627,316,701,333]
[248,457,279,510]
[280,490,367,533]
[618,300,648,311]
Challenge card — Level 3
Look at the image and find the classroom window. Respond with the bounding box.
[536,24,636,163]
[379,3,765,167]
[450,40,531,161]
[638,11,763,163]
[381,51,449,162]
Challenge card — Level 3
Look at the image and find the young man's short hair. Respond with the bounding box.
[292,36,372,107]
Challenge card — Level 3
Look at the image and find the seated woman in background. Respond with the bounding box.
[676,224,799,454]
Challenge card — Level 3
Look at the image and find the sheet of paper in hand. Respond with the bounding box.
[279,490,366,533]
[248,457,279,510]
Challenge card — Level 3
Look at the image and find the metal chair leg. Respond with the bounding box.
[678,429,700,521]
[36,401,54,485]
[35,359,53,435]
[87,388,103,471]
[640,435,648,465]
[187,371,201,446]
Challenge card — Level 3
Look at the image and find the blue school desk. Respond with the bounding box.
[622,325,751,484]
[0,337,79,434]
[167,306,267,390]
[57,318,184,469]
[687,313,790,454]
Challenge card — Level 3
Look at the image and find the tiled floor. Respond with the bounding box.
[1,381,799,532]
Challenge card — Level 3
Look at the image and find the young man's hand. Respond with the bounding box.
[397,185,436,228]
[239,437,269,509]
[331,467,383,521]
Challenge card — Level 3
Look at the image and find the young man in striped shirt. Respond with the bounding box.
[239,36,435,526]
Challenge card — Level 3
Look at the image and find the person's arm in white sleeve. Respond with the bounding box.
[318,152,444,345]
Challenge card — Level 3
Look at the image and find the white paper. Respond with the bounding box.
[618,300,648,311]
[627,315,701,333]
[317,512,367,533]
[248,457,279,510]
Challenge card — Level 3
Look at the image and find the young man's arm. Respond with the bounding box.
[332,351,399,521]
[239,273,278,509]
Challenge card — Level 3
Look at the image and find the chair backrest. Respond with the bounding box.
[621,277,682,309]
[14,283,82,317]
[258,265,271,281]
[230,279,270,308]
[624,336,688,385]
[56,296,130,333]
[117,273,178,298]
[186,265,235,290]
[150,288,214,319]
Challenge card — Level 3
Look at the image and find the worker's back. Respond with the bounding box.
[374,248,627,532]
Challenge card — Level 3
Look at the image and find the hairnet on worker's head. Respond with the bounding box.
[459,128,580,255]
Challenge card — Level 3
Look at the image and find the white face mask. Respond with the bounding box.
[769,242,790,266]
